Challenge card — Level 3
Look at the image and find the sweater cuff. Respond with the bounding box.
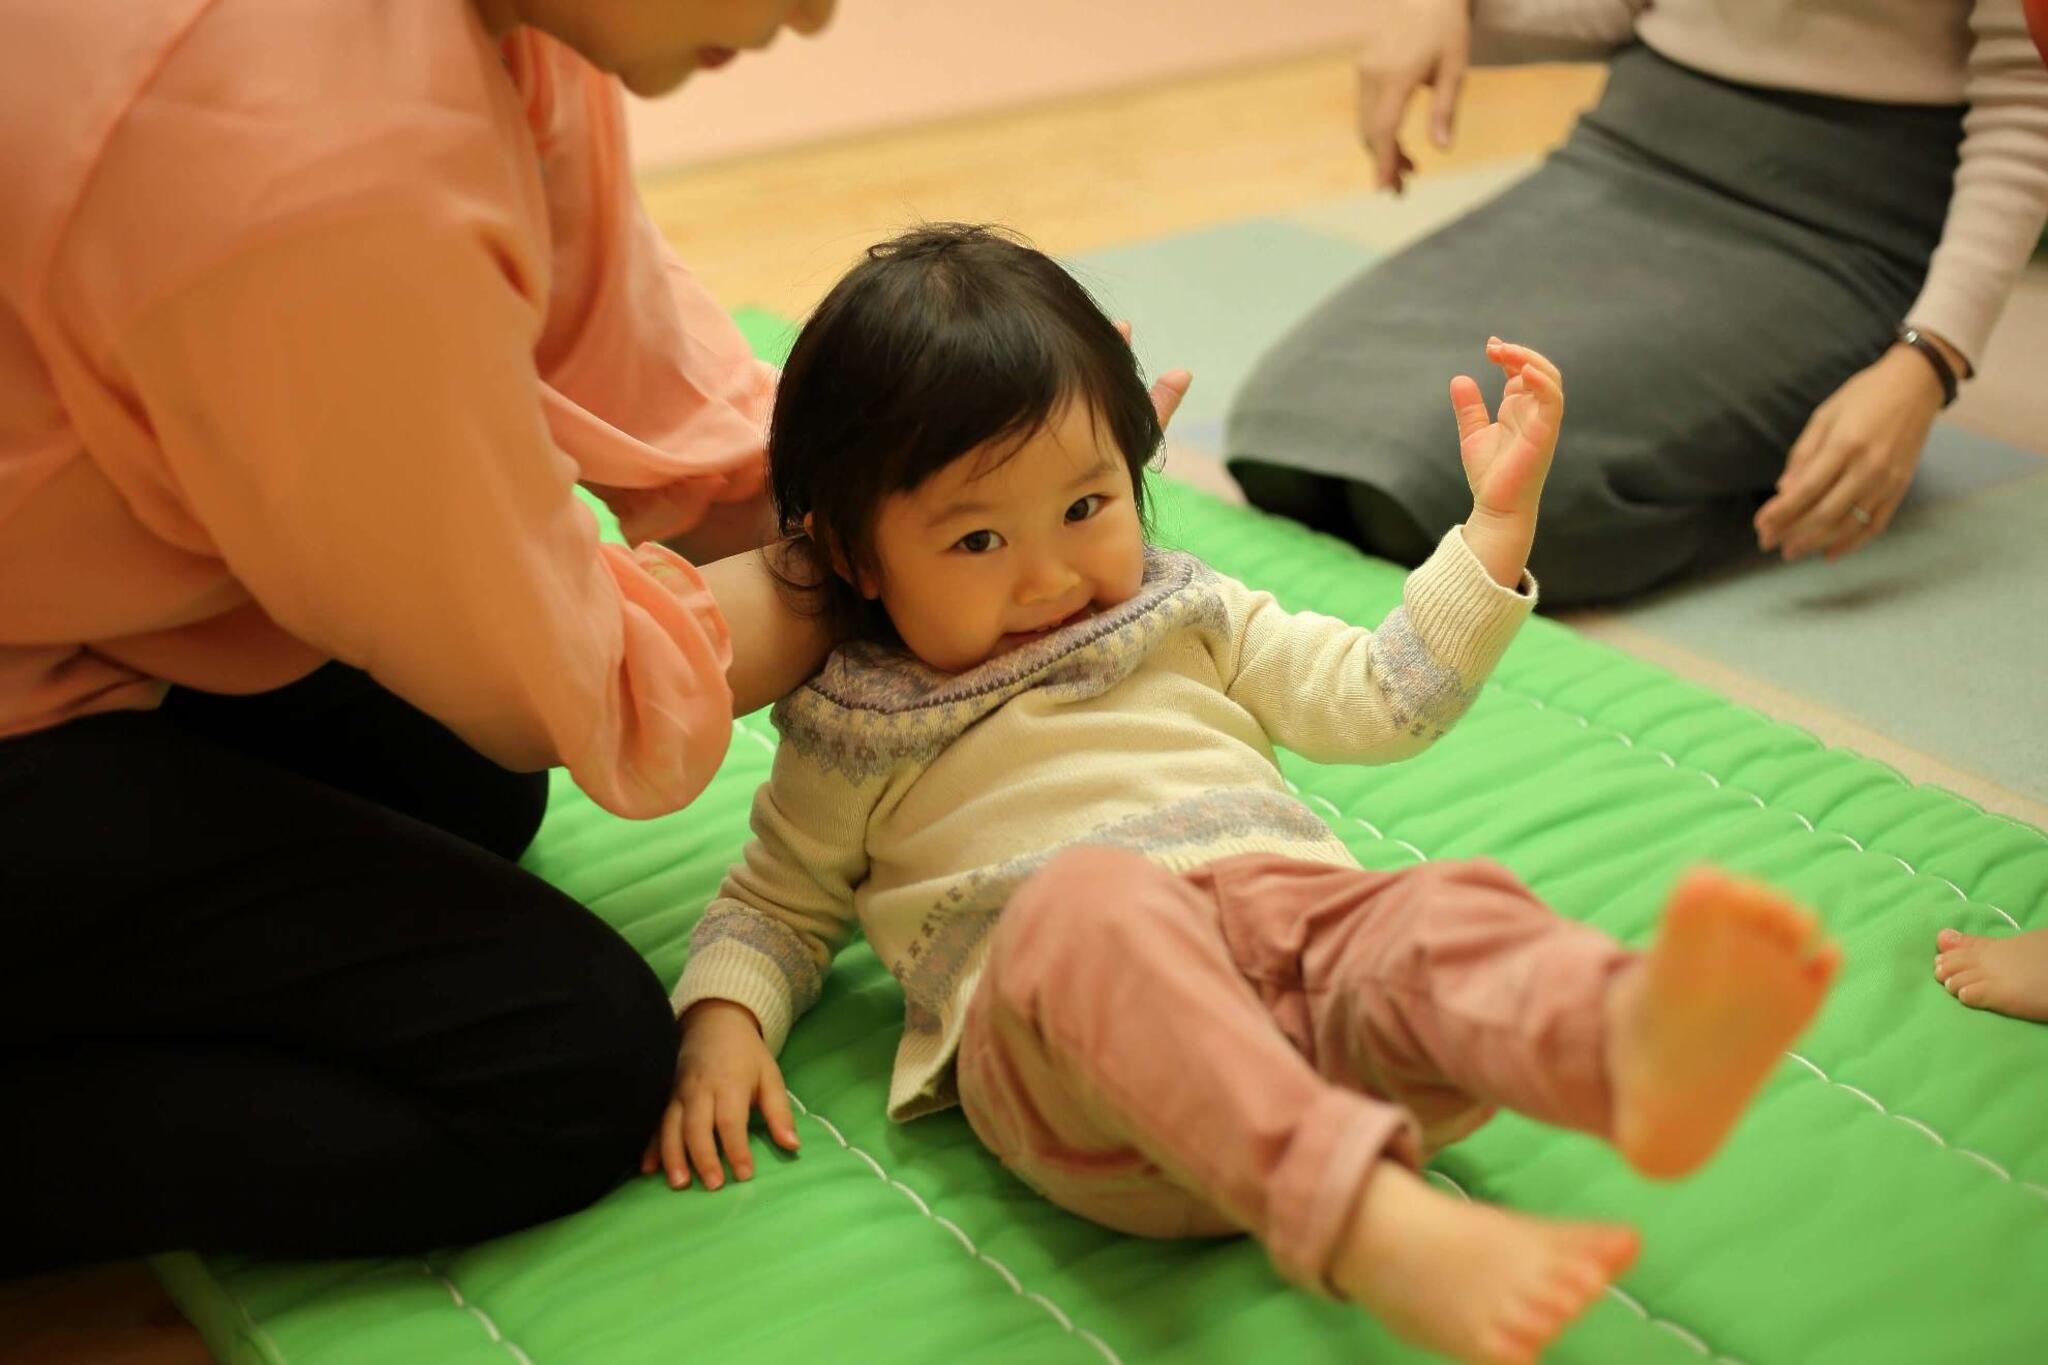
[1901,297,1988,378]
[1401,527,1537,686]
[672,939,799,1056]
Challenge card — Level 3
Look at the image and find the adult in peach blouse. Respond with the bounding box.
[0,0,851,1271]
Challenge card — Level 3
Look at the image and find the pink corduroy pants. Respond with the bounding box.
[956,848,1633,1290]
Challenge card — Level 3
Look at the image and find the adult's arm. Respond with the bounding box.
[1756,2,2048,560]
[119,205,760,820]
[1904,0,2048,367]
[509,32,782,561]
[1468,0,1647,65]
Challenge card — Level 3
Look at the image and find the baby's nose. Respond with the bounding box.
[1019,556,1082,602]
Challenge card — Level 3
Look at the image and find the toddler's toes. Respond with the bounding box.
[1935,936,1984,981]
[1937,929,1986,961]
[1942,968,1983,1000]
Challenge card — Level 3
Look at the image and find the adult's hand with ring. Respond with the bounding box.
[1754,338,1958,562]
[1353,0,1472,193]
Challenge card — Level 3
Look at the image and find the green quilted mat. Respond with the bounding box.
[155,318,2048,1364]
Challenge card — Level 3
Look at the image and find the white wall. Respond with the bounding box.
[624,0,1368,171]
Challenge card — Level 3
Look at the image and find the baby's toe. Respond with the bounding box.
[1956,979,1997,1010]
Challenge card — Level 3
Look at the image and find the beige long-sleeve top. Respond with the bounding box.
[1473,0,2048,365]
[672,532,1534,1120]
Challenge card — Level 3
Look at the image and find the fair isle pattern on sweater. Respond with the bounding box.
[774,551,1223,782]
[774,549,1474,783]
[672,531,1536,1119]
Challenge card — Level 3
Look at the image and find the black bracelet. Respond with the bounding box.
[1896,325,1961,407]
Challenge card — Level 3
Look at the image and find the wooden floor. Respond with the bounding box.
[3,54,1603,1364]
[641,52,1602,319]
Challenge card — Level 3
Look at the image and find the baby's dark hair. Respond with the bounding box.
[767,223,1162,643]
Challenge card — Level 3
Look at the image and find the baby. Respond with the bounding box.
[647,225,1840,1365]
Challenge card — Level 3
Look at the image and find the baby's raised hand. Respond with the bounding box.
[1448,339,1563,588]
[642,999,800,1191]
[1451,338,1563,522]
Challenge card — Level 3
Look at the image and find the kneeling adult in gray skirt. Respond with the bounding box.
[1230,3,2048,606]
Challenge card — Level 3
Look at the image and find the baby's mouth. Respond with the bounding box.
[997,604,1094,651]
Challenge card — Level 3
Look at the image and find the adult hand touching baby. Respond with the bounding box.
[1353,0,1470,192]
[1114,319,1194,433]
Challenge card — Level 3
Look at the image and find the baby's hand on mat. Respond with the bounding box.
[1452,338,1563,588]
[642,1000,800,1191]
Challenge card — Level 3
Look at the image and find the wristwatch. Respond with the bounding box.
[1895,324,1962,408]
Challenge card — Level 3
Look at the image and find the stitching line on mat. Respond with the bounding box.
[1425,1170,1744,1365]
[742,720,1114,1360]
[750,720,2040,1195]
[418,1260,534,1365]
[1287,780,2044,1202]
[1499,693,2029,930]
[784,1091,1120,1365]
[1780,1053,2048,1203]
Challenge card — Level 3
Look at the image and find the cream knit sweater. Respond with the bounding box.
[1472,0,2048,364]
[672,531,1533,1119]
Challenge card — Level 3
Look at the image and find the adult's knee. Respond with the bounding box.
[452,903,676,1212]
[462,766,551,862]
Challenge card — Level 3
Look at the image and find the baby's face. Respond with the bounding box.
[859,402,1146,674]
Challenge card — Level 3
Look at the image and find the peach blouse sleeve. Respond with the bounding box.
[520,36,779,545]
[116,202,737,820]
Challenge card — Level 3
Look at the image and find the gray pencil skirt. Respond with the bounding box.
[1225,44,1964,605]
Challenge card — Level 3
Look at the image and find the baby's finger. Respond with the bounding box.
[1519,362,1563,411]
[759,1068,802,1153]
[1486,339,1561,389]
[1448,375,1490,444]
[684,1092,727,1191]
[716,1087,755,1181]
[659,1098,690,1189]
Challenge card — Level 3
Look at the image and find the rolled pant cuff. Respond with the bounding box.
[1264,1088,1420,1296]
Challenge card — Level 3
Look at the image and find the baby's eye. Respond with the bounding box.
[1065,494,1106,523]
[955,529,1006,554]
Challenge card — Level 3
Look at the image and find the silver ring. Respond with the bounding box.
[1848,505,1873,526]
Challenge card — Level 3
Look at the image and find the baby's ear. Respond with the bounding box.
[802,514,877,598]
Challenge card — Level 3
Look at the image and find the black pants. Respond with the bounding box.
[0,665,676,1275]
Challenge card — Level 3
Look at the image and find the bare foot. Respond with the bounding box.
[1330,1162,1638,1365]
[1607,869,1840,1179]
[1935,926,2048,1023]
